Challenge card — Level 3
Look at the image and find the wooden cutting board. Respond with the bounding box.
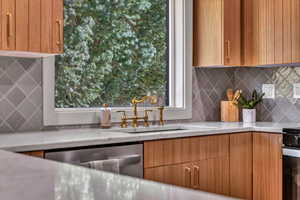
[221,101,239,122]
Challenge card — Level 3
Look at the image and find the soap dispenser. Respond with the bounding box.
[100,104,112,129]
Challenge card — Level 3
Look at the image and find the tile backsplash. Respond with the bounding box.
[191,68,234,121]
[1,56,300,133]
[193,65,300,122]
[234,66,300,122]
[0,57,43,133]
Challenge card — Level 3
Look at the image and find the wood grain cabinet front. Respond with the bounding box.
[144,134,230,196]
[193,0,241,67]
[144,134,229,168]
[0,0,64,54]
[243,0,300,65]
[144,158,230,196]
[144,132,282,200]
[253,132,282,200]
[144,163,194,188]
[229,132,253,200]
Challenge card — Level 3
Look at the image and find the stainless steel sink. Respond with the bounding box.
[118,125,216,134]
[120,126,188,134]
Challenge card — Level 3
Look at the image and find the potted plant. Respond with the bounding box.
[237,89,265,123]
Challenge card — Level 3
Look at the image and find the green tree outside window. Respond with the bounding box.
[55,0,169,108]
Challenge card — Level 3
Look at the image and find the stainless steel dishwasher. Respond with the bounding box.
[45,143,143,178]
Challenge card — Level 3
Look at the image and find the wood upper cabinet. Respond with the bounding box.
[0,0,64,54]
[229,132,253,200]
[193,0,241,67]
[1,0,15,50]
[52,0,64,53]
[253,132,282,200]
[243,0,300,65]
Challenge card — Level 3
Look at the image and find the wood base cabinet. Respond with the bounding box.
[144,158,230,196]
[144,135,230,196]
[229,133,253,200]
[253,132,282,200]
[193,0,241,66]
[144,132,283,200]
[0,0,63,55]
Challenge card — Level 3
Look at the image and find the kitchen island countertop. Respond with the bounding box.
[0,150,238,200]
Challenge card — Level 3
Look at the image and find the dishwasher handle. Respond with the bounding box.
[113,154,141,167]
[80,154,141,168]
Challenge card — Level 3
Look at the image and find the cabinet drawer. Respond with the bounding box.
[144,134,229,168]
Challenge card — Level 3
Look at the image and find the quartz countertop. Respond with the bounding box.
[0,122,297,152]
[0,150,238,200]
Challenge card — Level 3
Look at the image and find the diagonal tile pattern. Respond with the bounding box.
[192,67,235,122]
[0,57,43,133]
[0,55,300,133]
[193,65,300,123]
[234,66,300,122]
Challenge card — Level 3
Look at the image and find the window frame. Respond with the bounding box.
[43,0,192,126]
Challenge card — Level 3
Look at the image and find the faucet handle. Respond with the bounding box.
[117,111,128,128]
[157,106,165,126]
[144,110,153,127]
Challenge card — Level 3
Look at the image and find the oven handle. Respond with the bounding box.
[283,148,300,158]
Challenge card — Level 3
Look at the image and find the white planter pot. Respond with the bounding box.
[242,109,256,123]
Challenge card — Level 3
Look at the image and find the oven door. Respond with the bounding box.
[283,148,300,200]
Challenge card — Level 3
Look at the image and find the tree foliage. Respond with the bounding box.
[55,0,168,108]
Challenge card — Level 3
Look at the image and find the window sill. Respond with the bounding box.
[44,106,192,126]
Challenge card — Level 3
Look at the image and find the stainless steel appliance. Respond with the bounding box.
[283,128,300,200]
[45,143,143,178]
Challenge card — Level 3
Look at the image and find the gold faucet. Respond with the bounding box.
[117,96,162,128]
[158,106,165,126]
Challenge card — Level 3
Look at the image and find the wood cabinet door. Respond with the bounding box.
[15,0,41,52]
[144,163,193,188]
[193,0,241,66]
[229,133,253,200]
[291,0,300,63]
[253,133,282,200]
[193,0,223,66]
[28,0,41,52]
[41,0,53,53]
[244,0,300,65]
[0,0,63,54]
[194,157,230,196]
[2,0,15,50]
[15,0,28,51]
[52,0,64,53]
[144,134,229,168]
[224,0,241,66]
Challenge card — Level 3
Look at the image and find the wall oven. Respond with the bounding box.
[283,128,300,200]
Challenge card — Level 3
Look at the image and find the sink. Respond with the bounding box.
[118,125,217,134]
[120,126,188,134]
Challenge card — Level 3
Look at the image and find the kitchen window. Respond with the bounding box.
[43,0,192,126]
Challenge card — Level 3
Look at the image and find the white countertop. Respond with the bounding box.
[0,150,238,200]
[0,122,297,152]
